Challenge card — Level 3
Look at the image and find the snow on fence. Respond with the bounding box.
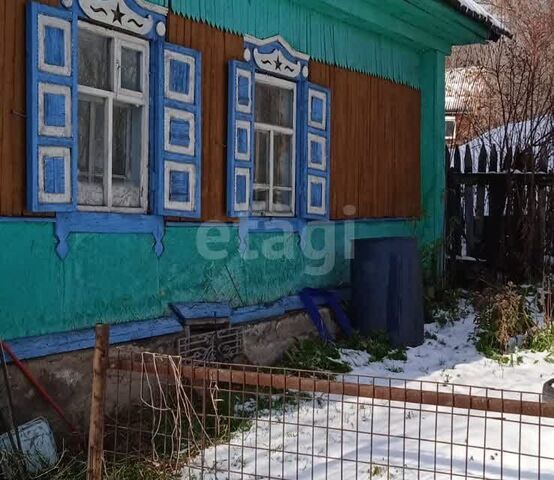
[95,349,554,480]
[446,144,554,279]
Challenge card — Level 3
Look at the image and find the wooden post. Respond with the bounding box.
[463,146,475,257]
[475,144,488,258]
[87,325,110,480]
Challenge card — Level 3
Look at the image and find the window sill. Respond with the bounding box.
[55,212,165,259]
[246,217,307,233]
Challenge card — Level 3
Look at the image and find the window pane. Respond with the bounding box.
[112,102,143,209]
[273,189,293,214]
[253,188,269,214]
[254,129,270,185]
[78,97,106,207]
[255,82,293,128]
[79,29,111,90]
[121,47,142,92]
[446,119,456,138]
[273,133,293,188]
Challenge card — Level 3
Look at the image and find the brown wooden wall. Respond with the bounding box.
[0,0,57,216]
[0,5,421,220]
[310,65,422,219]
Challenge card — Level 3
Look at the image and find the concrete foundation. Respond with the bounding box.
[0,308,338,444]
[242,307,339,365]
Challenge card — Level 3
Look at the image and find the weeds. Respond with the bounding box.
[0,453,178,480]
[281,332,407,374]
[473,283,535,356]
[340,332,406,362]
[425,288,465,326]
[104,459,177,480]
[525,325,554,353]
[281,339,351,373]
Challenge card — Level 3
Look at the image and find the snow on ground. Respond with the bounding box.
[183,303,554,479]
[342,307,553,393]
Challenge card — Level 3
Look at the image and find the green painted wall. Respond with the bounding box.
[0,47,447,342]
[0,1,452,341]
[0,219,420,340]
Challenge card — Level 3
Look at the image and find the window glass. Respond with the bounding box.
[253,189,269,213]
[121,47,142,92]
[77,24,148,212]
[445,117,456,140]
[253,76,295,216]
[255,83,293,128]
[78,30,111,91]
[78,97,106,207]
[112,103,142,208]
[254,130,270,185]
[273,133,293,188]
[273,190,292,214]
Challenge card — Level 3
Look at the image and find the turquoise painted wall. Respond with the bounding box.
[0,45,447,342]
[165,0,423,87]
[0,219,419,340]
[0,0,455,341]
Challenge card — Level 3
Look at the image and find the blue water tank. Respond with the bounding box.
[351,237,424,347]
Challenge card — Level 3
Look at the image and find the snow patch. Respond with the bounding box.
[181,303,554,479]
[454,0,505,30]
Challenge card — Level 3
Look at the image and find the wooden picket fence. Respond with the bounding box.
[445,144,554,281]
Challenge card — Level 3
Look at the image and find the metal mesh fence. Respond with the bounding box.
[102,350,554,479]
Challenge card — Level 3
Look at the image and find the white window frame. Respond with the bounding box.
[77,21,149,214]
[38,14,72,77]
[253,73,296,217]
[38,146,72,204]
[445,115,457,142]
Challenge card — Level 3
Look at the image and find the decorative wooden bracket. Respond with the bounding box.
[55,212,165,259]
[75,0,167,38]
[244,35,310,80]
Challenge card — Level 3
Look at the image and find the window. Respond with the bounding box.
[28,1,202,224]
[77,23,149,213]
[227,38,330,220]
[445,115,457,142]
[253,74,296,216]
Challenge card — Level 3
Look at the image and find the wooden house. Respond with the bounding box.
[0,0,505,358]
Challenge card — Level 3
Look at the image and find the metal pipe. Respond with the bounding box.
[0,341,78,434]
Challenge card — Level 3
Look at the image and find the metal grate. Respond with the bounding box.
[177,326,243,362]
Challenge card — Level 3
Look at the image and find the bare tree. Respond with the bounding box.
[448,0,553,166]
[446,0,554,281]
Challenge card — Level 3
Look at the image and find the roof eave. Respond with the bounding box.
[440,0,512,40]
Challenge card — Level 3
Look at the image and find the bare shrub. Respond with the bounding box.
[474,283,535,355]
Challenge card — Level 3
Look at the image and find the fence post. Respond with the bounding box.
[87,324,110,480]
[463,146,475,256]
[475,144,488,257]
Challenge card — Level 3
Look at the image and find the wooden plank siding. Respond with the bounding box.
[0,0,58,217]
[310,63,421,219]
[0,6,421,220]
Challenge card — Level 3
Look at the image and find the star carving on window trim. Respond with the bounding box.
[112,3,125,24]
[274,56,282,71]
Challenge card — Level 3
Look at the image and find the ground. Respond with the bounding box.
[342,303,553,392]
[183,299,554,479]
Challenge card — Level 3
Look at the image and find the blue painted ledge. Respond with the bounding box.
[5,316,183,362]
[6,288,351,362]
[173,287,351,325]
[55,212,165,259]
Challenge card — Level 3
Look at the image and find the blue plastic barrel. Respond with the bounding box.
[351,237,424,347]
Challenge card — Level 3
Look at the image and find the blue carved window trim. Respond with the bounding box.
[226,35,331,223]
[26,0,202,259]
